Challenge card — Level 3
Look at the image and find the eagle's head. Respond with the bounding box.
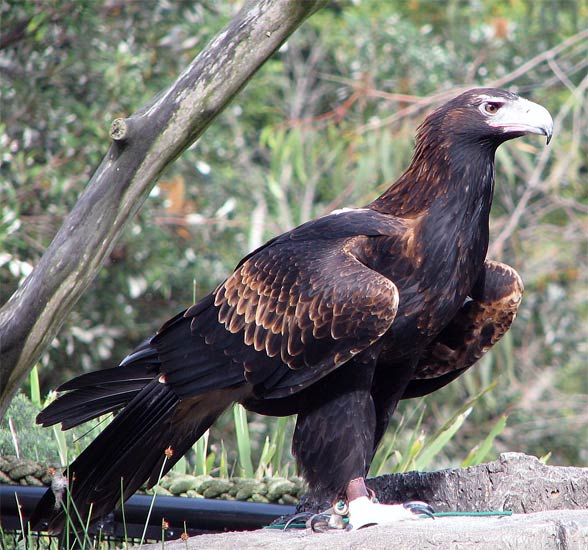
[424,88,554,149]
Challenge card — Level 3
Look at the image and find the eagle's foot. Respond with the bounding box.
[282,503,351,532]
[346,496,434,530]
[283,475,434,532]
[403,500,436,517]
[308,500,351,531]
[341,478,433,530]
[283,497,433,532]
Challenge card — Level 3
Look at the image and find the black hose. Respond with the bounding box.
[0,485,296,540]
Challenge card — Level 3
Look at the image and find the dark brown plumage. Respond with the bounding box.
[31,88,553,532]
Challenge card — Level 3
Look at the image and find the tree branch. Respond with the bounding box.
[0,0,326,417]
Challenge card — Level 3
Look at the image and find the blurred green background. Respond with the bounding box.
[1,0,586,474]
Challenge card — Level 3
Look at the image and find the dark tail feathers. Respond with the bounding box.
[30,337,241,534]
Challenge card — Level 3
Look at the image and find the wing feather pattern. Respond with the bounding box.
[181,212,402,398]
[153,210,404,399]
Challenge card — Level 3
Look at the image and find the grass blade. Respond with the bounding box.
[140,450,171,549]
[8,418,20,459]
[53,425,69,466]
[120,477,129,545]
[271,416,289,477]
[219,440,228,478]
[414,408,470,471]
[255,436,275,479]
[461,415,508,468]
[173,455,187,475]
[29,365,41,408]
[370,401,428,475]
[233,404,254,478]
[396,404,427,473]
[194,430,210,476]
[398,432,425,473]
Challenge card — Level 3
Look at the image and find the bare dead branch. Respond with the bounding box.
[353,29,588,135]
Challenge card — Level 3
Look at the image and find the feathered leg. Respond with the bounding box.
[291,354,431,530]
[292,355,377,502]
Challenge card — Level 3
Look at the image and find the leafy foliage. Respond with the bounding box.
[1,0,586,472]
[0,393,59,462]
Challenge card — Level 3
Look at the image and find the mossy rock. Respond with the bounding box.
[0,470,16,484]
[1,455,302,505]
[0,455,16,471]
[6,459,39,480]
[266,478,296,501]
[249,493,270,503]
[216,493,236,501]
[200,478,234,499]
[158,471,177,490]
[230,478,264,500]
[189,474,215,494]
[279,493,299,505]
[149,485,173,496]
[24,475,44,487]
[168,475,200,495]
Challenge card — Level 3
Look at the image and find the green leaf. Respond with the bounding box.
[401,433,425,472]
[219,440,229,479]
[206,450,216,474]
[461,415,508,468]
[256,436,275,479]
[233,404,254,478]
[271,416,289,476]
[29,365,41,408]
[194,430,210,476]
[414,409,471,471]
[396,404,427,473]
[173,455,187,475]
[53,425,69,466]
[539,452,552,465]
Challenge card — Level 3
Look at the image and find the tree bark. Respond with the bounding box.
[297,453,588,514]
[0,0,326,417]
[368,452,588,513]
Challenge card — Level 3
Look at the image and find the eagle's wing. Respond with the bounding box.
[403,260,524,398]
[161,211,403,399]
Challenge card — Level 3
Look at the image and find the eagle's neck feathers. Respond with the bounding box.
[368,125,498,311]
[369,124,498,221]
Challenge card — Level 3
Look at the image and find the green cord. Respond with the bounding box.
[264,522,307,529]
[425,511,513,518]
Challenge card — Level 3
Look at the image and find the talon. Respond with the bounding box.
[309,513,330,532]
[308,512,347,532]
[403,500,435,518]
[282,512,313,530]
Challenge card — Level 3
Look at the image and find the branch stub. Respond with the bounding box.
[109,118,129,141]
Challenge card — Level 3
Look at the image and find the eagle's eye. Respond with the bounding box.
[483,102,502,115]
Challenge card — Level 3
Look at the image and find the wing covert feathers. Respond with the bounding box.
[187,233,400,397]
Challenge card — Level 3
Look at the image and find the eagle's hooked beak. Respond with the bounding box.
[488,96,554,145]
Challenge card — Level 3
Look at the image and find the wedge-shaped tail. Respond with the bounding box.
[30,341,240,534]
